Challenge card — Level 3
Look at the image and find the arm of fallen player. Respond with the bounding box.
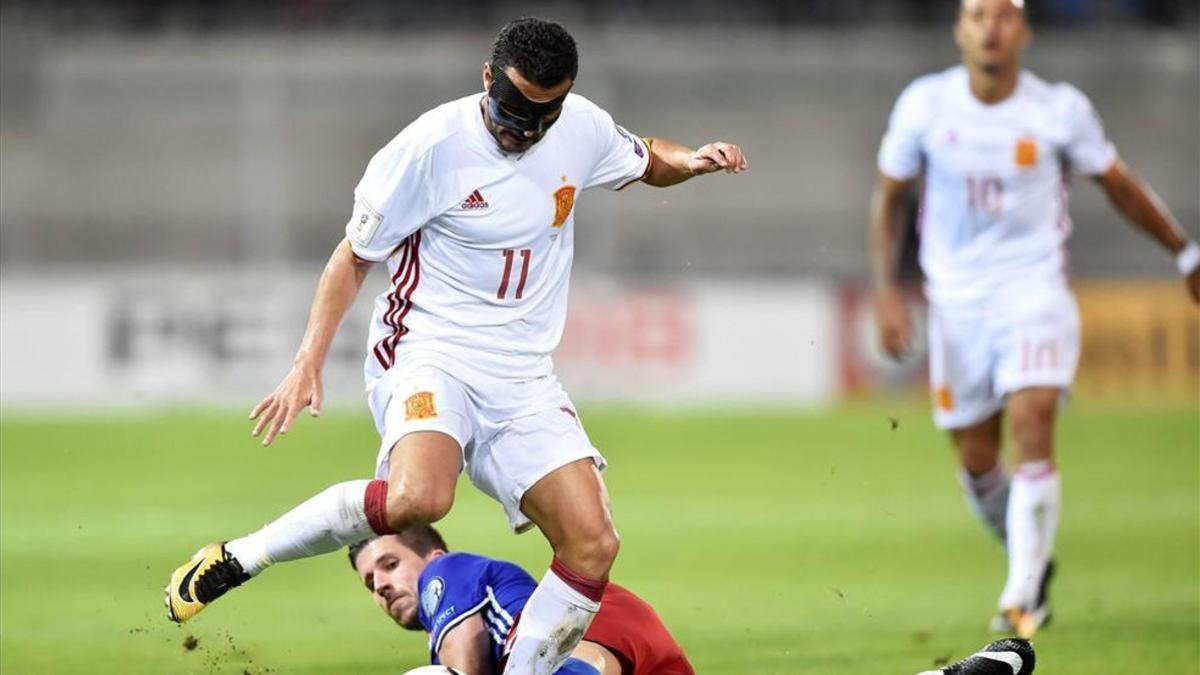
[435,613,492,675]
[640,137,747,187]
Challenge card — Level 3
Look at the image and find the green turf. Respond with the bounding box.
[1,402,1196,674]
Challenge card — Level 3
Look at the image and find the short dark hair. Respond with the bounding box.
[490,17,578,88]
[347,525,450,571]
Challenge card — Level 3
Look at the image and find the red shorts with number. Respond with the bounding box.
[583,583,695,675]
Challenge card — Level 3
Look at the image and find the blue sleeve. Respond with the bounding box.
[555,658,602,675]
[418,553,538,665]
[418,553,490,660]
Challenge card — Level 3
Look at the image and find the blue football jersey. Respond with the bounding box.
[417,552,538,666]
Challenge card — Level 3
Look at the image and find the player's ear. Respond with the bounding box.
[482,62,493,90]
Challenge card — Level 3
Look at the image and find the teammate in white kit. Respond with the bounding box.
[164,17,745,675]
[870,0,1200,639]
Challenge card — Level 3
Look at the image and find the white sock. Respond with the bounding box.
[502,566,601,675]
[999,460,1060,610]
[225,479,376,576]
[957,462,1010,543]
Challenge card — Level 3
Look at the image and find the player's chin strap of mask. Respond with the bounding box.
[487,64,568,135]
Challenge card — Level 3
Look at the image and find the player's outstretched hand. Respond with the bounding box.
[1186,266,1200,303]
[249,363,323,446]
[688,142,748,176]
[873,287,913,360]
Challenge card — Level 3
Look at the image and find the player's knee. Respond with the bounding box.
[383,484,454,530]
[590,527,621,567]
[957,441,1001,475]
[951,416,1002,474]
[562,525,620,574]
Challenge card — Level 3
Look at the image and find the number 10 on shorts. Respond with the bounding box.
[497,248,532,300]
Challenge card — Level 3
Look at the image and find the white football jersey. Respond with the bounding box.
[878,66,1116,306]
[345,92,650,384]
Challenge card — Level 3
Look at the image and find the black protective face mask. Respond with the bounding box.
[487,65,568,134]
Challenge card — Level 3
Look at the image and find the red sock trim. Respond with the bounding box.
[550,556,607,602]
[363,480,394,535]
[1015,461,1057,480]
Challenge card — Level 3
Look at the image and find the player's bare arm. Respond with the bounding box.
[868,171,916,359]
[566,641,623,675]
[250,238,373,445]
[641,137,747,187]
[436,614,493,675]
[1093,159,1200,302]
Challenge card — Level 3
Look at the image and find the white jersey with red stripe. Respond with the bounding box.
[345,92,650,386]
[877,66,1116,306]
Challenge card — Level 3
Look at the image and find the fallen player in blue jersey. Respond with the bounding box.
[348,525,694,675]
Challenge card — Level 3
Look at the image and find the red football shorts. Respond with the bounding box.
[583,583,695,675]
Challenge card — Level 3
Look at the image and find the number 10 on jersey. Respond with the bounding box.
[497,249,532,300]
[966,174,1004,216]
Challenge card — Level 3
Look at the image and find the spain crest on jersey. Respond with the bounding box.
[552,185,577,228]
[405,391,437,421]
[1015,137,1038,169]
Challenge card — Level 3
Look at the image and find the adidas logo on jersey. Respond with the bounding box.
[461,189,489,210]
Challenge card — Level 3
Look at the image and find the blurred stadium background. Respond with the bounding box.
[1,2,1196,674]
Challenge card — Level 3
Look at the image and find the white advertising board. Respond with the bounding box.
[0,270,839,409]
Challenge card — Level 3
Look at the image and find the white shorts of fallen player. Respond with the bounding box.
[368,358,604,533]
[927,283,1081,430]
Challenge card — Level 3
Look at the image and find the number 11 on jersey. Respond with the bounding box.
[497,249,532,300]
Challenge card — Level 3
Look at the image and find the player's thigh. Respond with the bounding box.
[927,304,1002,430]
[468,401,610,537]
[520,456,615,549]
[371,364,478,513]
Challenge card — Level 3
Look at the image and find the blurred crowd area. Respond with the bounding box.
[1,0,1196,30]
[1,2,1196,407]
[1,2,1197,281]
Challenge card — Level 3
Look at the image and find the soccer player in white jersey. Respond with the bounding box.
[870,0,1200,639]
[164,17,746,675]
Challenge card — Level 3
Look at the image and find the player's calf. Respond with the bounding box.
[504,461,619,674]
[502,558,609,675]
[958,463,1010,543]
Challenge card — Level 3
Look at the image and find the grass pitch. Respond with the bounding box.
[1,402,1196,674]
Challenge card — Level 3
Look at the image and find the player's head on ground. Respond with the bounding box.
[955,0,1030,77]
[482,17,577,154]
[348,525,449,630]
